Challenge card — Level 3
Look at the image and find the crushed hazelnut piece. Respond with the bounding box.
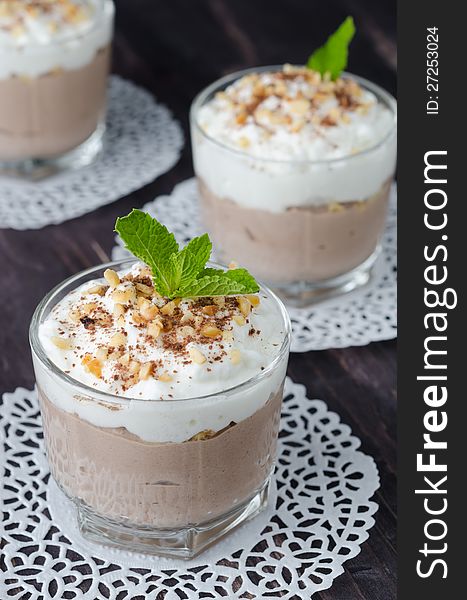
[213,297,225,308]
[109,332,126,348]
[161,300,176,315]
[180,310,194,324]
[82,354,102,378]
[85,284,107,296]
[230,349,242,365]
[137,296,150,310]
[246,295,260,307]
[189,347,207,365]
[140,303,159,321]
[81,302,97,315]
[237,296,251,317]
[113,304,126,317]
[179,325,196,337]
[222,330,234,342]
[95,347,108,361]
[104,269,120,288]
[147,322,161,338]
[119,353,130,365]
[135,282,153,296]
[201,324,222,339]
[202,305,218,316]
[233,315,246,326]
[51,336,72,350]
[69,309,81,323]
[158,372,173,382]
[238,136,250,148]
[129,360,141,374]
[132,312,146,325]
[139,362,153,380]
[112,285,137,306]
[190,429,216,441]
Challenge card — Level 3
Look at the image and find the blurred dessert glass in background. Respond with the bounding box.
[0,0,114,178]
[191,65,397,306]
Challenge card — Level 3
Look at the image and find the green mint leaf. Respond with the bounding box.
[115,209,179,296]
[115,211,260,299]
[199,267,259,292]
[307,16,355,80]
[177,268,259,298]
[177,276,247,298]
[165,234,212,296]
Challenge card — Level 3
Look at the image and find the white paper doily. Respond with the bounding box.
[0,76,183,230]
[1,378,379,599]
[112,178,397,353]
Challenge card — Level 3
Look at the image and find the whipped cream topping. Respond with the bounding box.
[192,65,397,211]
[35,263,289,442]
[0,0,114,78]
[197,65,394,162]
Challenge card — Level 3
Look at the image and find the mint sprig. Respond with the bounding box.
[115,210,260,299]
[307,16,355,80]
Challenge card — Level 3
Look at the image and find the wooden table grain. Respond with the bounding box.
[0,1,396,597]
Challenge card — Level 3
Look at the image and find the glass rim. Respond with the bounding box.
[0,0,114,49]
[190,65,397,166]
[29,258,292,406]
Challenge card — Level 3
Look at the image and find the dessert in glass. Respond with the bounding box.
[190,65,397,306]
[30,215,291,557]
[0,0,114,179]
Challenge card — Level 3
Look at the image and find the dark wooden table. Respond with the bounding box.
[0,1,396,597]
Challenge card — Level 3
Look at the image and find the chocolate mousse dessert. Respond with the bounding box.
[191,18,397,304]
[0,0,114,176]
[30,210,291,557]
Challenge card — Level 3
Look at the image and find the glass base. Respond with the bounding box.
[272,247,381,308]
[77,478,271,559]
[0,123,105,182]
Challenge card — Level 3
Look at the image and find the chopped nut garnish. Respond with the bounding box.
[140,303,159,321]
[113,304,126,317]
[179,325,196,338]
[69,309,81,323]
[104,269,120,288]
[189,347,207,365]
[246,294,260,307]
[129,360,141,374]
[180,310,194,324]
[200,324,222,339]
[222,330,234,342]
[81,302,97,315]
[190,429,217,441]
[112,285,137,306]
[230,349,242,365]
[135,282,153,296]
[233,315,246,326]
[132,312,146,325]
[96,347,108,362]
[158,372,173,382]
[109,332,126,348]
[82,354,102,378]
[139,362,153,380]
[202,305,218,316]
[147,322,162,338]
[237,297,251,317]
[51,336,72,350]
[85,284,107,296]
[161,300,177,316]
[118,353,130,365]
